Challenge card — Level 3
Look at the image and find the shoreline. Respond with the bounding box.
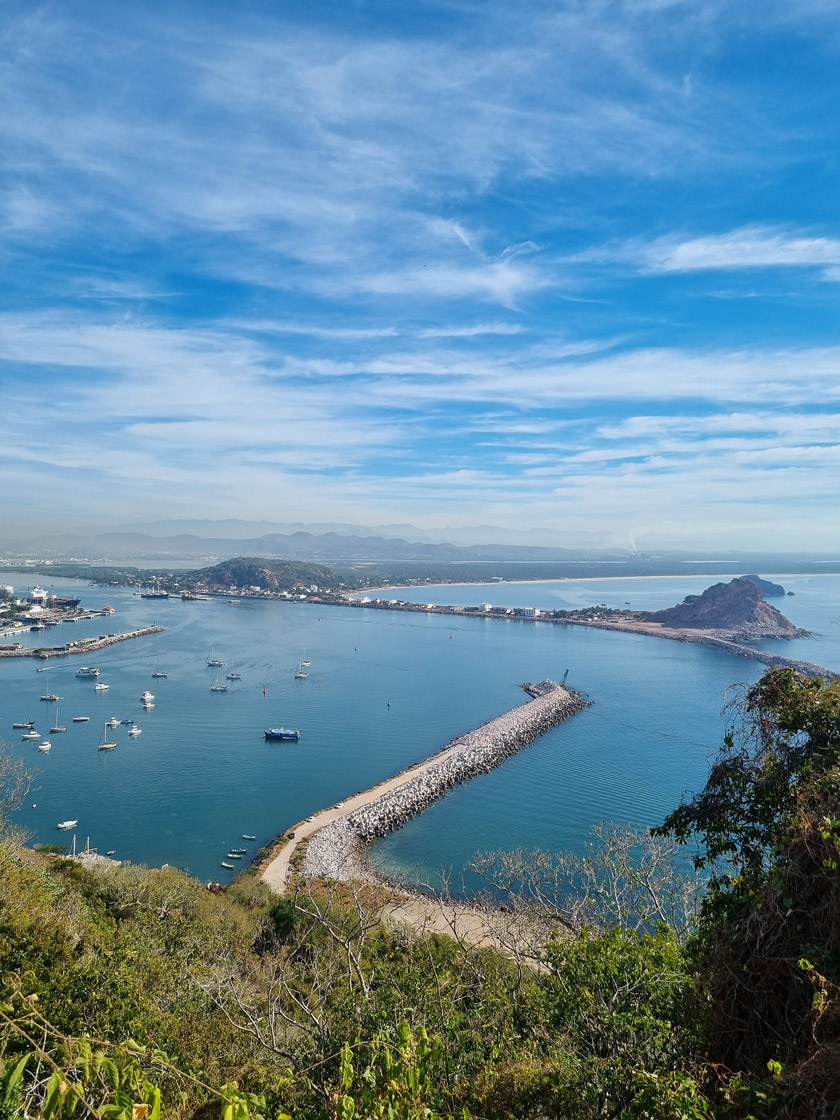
[338,596,838,679]
[352,570,835,595]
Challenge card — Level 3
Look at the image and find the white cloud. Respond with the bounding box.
[643,226,840,277]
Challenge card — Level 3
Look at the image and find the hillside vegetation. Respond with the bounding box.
[0,668,837,1119]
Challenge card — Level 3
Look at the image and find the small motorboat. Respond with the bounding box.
[37,740,52,753]
[127,726,142,736]
[57,820,78,830]
[106,717,120,728]
[151,671,169,678]
[141,691,154,702]
[120,718,134,724]
[242,834,256,841]
[264,727,301,741]
[220,861,235,870]
[72,716,90,722]
[94,683,109,691]
[226,853,244,860]
[21,729,40,741]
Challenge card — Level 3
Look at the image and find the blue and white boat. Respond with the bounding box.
[264,727,301,741]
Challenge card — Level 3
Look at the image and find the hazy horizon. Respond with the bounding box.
[4,2,839,550]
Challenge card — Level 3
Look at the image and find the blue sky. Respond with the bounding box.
[3,0,840,549]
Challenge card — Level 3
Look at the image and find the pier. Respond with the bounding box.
[261,682,586,892]
[0,625,165,659]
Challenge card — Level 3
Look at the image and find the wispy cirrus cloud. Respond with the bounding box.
[643,226,840,277]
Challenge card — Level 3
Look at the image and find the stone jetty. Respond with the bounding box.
[301,683,586,883]
[0,626,165,659]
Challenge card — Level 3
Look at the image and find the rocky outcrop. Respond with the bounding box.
[741,574,786,597]
[646,577,806,640]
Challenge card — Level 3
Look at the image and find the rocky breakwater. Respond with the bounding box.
[303,683,586,883]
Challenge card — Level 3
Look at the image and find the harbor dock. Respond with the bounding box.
[0,625,165,659]
[261,681,586,893]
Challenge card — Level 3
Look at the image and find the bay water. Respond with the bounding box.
[2,572,837,889]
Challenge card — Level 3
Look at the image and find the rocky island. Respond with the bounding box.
[568,577,837,679]
[645,576,805,640]
[741,573,786,597]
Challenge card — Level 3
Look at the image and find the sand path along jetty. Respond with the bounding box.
[260,682,586,894]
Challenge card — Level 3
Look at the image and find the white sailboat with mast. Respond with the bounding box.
[98,721,117,751]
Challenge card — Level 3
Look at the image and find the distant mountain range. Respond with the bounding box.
[2,521,839,568]
[1,527,638,563]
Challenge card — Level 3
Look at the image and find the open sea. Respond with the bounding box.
[2,571,838,891]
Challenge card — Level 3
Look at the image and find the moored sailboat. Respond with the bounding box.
[98,722,117,751]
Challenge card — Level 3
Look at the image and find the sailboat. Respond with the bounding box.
[206,646,224,667]
[301,650,310,667]
[294,658,307,679]
[210,672,228,692]
[50,707,67,733]
[98,722,117,751]
[226,661,241,680]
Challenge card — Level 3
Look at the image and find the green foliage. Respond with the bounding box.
[658,668,840,1117]
[657,668,840,895]
[541,926,699,1118]
[325,1024,455,1120]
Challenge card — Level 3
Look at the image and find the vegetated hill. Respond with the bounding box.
[646,577,804,639]
[196,556,341,591]
[741,573,786,596]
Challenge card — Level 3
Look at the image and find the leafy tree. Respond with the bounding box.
[657,668,840,1118]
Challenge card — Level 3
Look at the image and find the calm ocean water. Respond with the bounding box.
[2,572,838,889]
